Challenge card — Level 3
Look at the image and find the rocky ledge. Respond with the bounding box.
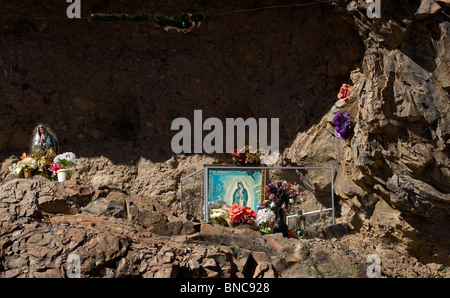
[1,177,448,278]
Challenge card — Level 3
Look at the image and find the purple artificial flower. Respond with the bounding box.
[268,183,277,193]
[257,204,266,210]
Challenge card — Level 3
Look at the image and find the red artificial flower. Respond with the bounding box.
[337,84,353,103]
[49,162,64,176]
[229,203,244,223]
[231,148,245,162]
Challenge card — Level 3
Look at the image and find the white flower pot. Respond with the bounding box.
[57,169,72,182]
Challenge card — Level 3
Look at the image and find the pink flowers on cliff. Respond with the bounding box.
[333,83,355,140]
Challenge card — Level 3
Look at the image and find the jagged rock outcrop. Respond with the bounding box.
[284,0,450,265]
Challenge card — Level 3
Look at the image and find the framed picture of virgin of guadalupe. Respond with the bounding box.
[205,166,266,216]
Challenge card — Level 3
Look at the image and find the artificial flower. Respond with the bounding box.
[255,208,276,226]
[262,180,300,210]
[231,148,245,163]
[256,204,266,210]
[49,162,64,176]
[228,203,257,227]
[10,162,25,175]
[231,145,260,165]
[54,152,78,167]
[210,207,232,227]
[333,112,354,140]
[287,230,297,239]
[22,157,38,170]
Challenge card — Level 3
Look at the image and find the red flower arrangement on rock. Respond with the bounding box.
[228,203,257,227]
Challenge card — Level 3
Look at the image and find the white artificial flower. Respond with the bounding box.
[10,163,24,175]
[54,152,78,166]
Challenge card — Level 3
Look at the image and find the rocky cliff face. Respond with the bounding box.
[0,0,449,277]
[1,177,447,278]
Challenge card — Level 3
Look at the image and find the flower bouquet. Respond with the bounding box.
[13,156,38,178]
[262,180,299,210]
[49,162,64,176]
[36,156,51,177]
[333,112,354,140]
[10,152,53,178]
[53,152,78,167]
[22,157,37,171]
[260,180,301,237]
[231,145,260,166]
[51,152,78,182]
[27,150,54,178]
[10,161,25,178]
[210,206,232,227]
[254,208,276,234]
[9,150,78,181]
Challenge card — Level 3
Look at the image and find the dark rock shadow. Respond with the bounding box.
[0,1,364,167]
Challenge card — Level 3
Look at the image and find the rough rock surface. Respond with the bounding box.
[1,178,448,278]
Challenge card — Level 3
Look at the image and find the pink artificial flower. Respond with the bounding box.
[49,162,64,176]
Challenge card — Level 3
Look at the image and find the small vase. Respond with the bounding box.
[23,169,32,178]
[57,169,72,182]
[272,207,289,237]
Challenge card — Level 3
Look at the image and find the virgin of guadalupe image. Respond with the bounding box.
[232,181,248,206]
[30,124,59,155]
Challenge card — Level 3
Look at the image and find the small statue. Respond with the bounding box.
[30,124,59,154]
